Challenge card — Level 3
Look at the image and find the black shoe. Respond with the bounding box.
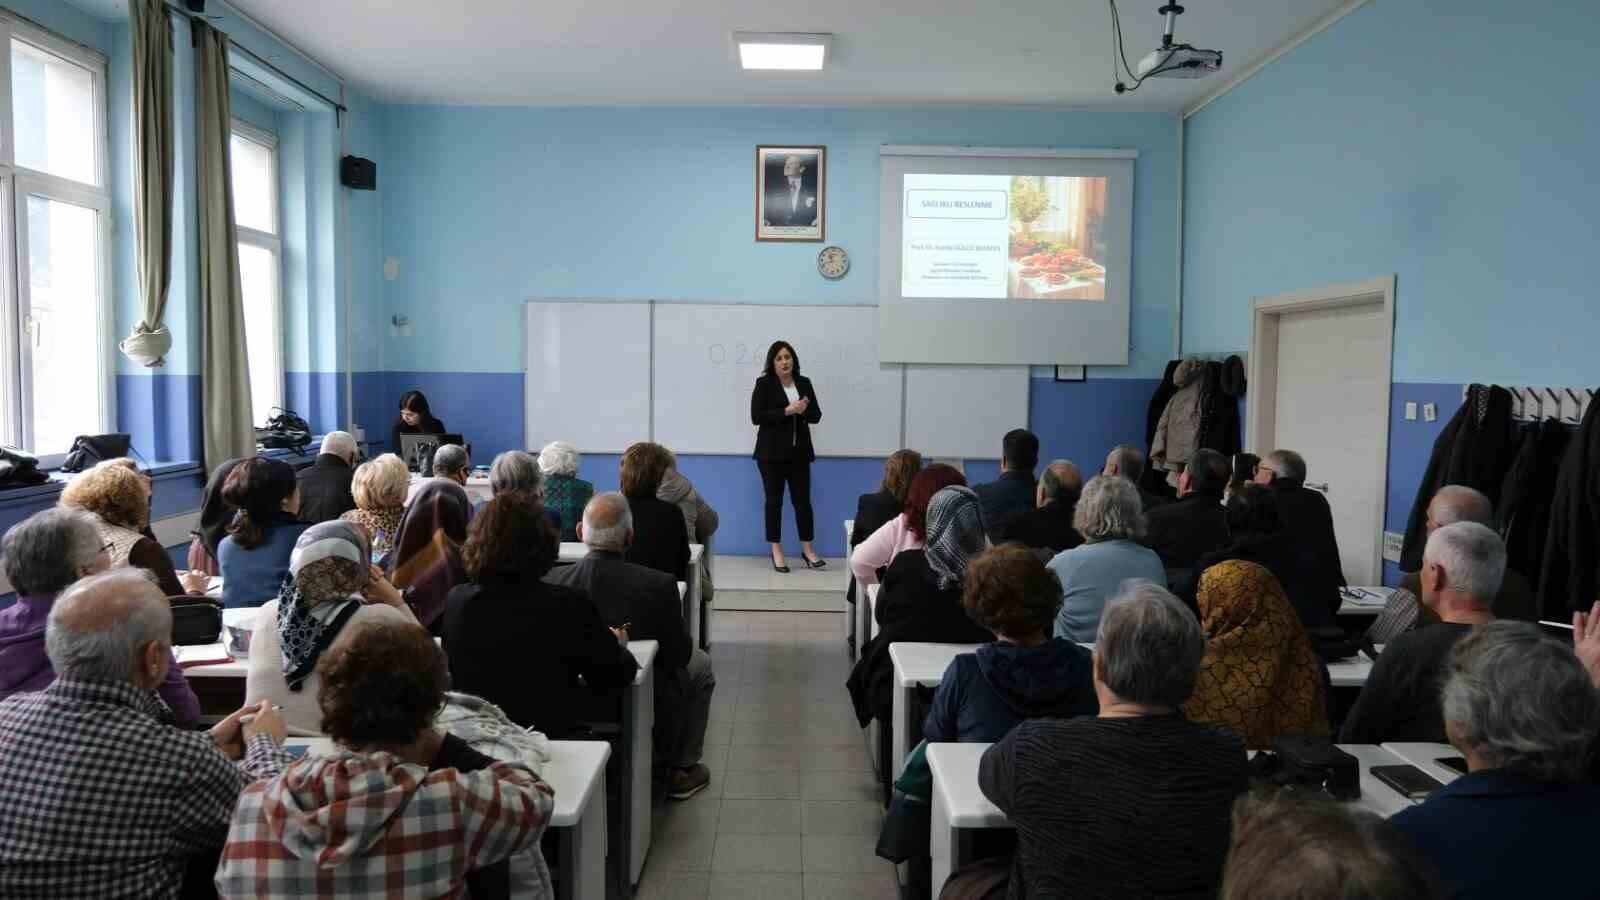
[772,556,791,573]
[802,555,827,569]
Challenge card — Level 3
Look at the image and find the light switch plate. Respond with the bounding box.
[1422,403,1438,422]
[1382,531,1403,563]
[1404,401,1418,420]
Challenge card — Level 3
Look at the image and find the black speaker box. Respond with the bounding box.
[340,155,377,191]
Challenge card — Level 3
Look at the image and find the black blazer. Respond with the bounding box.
[1142,492,1228,571]
[295,454,357,524]
[995,499,1083,555]
[750,373,822,463]
[624,494,691,582]
[545,550,691,672]
[850,490,902,548]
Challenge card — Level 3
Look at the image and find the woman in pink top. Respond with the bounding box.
[850,464,968,587]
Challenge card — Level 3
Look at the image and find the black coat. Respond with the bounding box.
[545,550,691,672]
[750,373,822,463]
[1270,482,1346,589]
[1498,419,1569,593]
[994,499,1082,555]
[973,470,1037,543]
[1142,492,1228,571]
[1541,397,1600,616]
[1399,385,1516,572]
[624,494,691,582]
[295,454,356,524]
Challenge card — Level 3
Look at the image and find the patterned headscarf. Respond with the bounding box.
[923,486,987,589]
[276,521,370,691]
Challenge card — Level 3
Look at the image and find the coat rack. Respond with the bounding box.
[1462,384,1595,424]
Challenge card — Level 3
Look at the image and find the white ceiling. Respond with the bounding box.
[209,0,1345,110]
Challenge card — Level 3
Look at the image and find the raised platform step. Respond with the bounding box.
[714,554,848,612]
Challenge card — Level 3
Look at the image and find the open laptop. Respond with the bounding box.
[398,433,467,473]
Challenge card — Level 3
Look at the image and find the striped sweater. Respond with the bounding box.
[978,714,1248,899]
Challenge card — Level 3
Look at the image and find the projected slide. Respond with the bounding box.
[902,173,1108,301]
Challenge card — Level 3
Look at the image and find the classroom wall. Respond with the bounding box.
[1181,0,1597,583]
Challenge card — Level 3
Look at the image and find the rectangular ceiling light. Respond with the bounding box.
[735,32,831,71]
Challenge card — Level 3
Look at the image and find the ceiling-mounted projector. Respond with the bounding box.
[1111,2,1223,93]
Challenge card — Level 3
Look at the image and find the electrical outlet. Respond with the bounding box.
[1404,401,1417,421]
[1382,531,1403,563]
[1423,403,1438,422]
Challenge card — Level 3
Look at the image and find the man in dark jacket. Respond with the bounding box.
[994,459,1083,555]
[974,429,1039,542]
[295,431,358,524]
[1103,444,1169,513]
[1254,449,1345,588]
[544,492,715,801]
[1395,486,1537,624]
[1143,448,1230,575]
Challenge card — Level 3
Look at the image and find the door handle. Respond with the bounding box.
[1305,481,1329,493]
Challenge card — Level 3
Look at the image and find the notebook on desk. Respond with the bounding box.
[173,643,234,668]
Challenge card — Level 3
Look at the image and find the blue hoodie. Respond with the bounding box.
[922,637,1097,744]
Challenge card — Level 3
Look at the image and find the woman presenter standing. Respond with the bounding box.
[751,340,824,572]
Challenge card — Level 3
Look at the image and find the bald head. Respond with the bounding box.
[1038,459,1083,507]
[46,569,172,688]
[1427,485,1493,534]
[580,491,634,550]
[1103,444,1144,482]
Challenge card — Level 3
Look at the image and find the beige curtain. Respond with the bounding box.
[119,0,173,367]
[195,21,255,469]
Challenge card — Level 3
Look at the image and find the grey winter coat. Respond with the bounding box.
[1150,358,1208,484]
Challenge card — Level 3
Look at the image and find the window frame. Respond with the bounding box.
[229,117,284,423]
[0,13,113,465]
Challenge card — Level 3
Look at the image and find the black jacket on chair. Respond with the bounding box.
[750,373,822,463]
[295,454,357,524]
[545,549,691,672]
[624,494,691,582]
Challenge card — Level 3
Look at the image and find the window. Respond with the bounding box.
[0,19,111,459]
[229,120,281,426]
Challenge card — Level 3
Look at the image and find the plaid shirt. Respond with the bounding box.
[215,749,553,898]
[0,678,289,899]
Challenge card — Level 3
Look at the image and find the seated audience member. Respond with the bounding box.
[1103,443,1168,512]
[0,509,199,725]
[973,428,1040,541]
[546,493,716,800]
[188,456,244,575]
[389,388,447,456]
[925,544,1096,744]
[1223,452,1259,504]
[405,443,472,505]
[1185,558,1328,748]
[487,449,562,531]
[390,477,471,631]
[619,441,691,581]
[975,582,1248,898]
[538,440,594,542]
[295,430,359,524]
[245,521,417,734]
[849,463,967,589]
[218,457,310,609]
[1143,447,1231,574]
[59,458,208,597]
[657,449,721,606]
[1390,622,1600,900]
[0,570,289,896]
[1254,448,1345,590]
[1222,789,1437,900]
[340,452,409,562]
[442,495,637,735]
[848,486,993,728]
[1340,522,1502,744]
[1049,475,1166,642]
[994,458,1084,555]
[849,449,923,607]
[217,621,552,897]
[1368,485,1536,642]
[1178,484,1340,632]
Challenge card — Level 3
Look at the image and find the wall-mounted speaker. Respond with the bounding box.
[340,155,377,191]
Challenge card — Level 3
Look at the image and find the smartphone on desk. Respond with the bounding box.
[1437,756,1469,775]
[1371,764,1444,800]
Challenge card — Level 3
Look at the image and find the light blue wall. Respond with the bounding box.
[344,92,386,375]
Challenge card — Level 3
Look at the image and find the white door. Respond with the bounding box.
[1252,280,1393,585]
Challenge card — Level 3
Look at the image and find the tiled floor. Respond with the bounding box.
[635,610,900,900]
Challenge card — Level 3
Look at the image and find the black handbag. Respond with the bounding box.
[0,445,48,487]
[255,408,312,452]
[1249,733,1360,801]
[60,433,133,473]
[169,596,224,646]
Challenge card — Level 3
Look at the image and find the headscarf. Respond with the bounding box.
[1183,559,1329,748]
[923,486,986,589]
[390,479,471,629]
[276,521,370,691]
[196,457,244,558]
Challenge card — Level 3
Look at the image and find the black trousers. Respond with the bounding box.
[757,457,814,543]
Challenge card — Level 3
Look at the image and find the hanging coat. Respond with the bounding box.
[1397,385,1516,572]
[1497,419,1569,590]
[1197,357,1245,458]
[1150,358,1208,483]
[1539,397,1600,617]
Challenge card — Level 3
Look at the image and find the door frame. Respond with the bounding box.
[1247,274,1396,584]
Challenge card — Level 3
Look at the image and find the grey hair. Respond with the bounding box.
[1262,449,1307,484]
[1423,521,1506,601]
[582,492,633,550]
[489,450,543,497]
[1073,475,1146,542]
[432,444,471,477]
[320,430,358,461]
[1039,459,1081,503]
[538,441,581,477]
[2,508,104,596]
[1096,579,1206,707]
[1106,444,1144,480]
[1442,621,1600,783]
[1431,485,1492,527]
[45,569,172,684]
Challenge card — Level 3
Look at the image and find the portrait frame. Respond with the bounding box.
[755,145,826,242]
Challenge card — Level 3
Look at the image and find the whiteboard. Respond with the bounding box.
[525,301,652,453]
[904,364,1030,458]
[652,304,905,456]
